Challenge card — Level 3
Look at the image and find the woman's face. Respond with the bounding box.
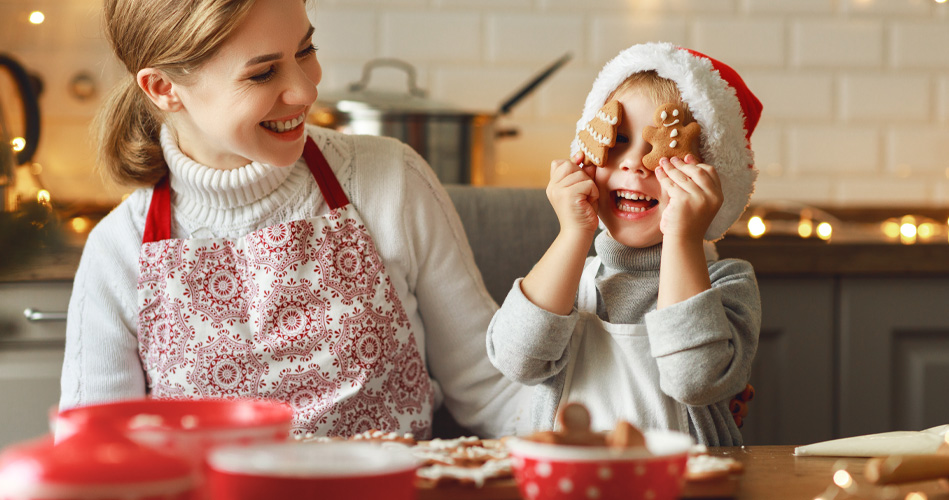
[171,0,321,169]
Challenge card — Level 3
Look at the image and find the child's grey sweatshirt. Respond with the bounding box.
[486,232,761,446]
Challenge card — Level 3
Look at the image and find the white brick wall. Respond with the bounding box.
[3,0,949,209]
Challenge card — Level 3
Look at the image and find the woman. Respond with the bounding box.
[60,0,525,439]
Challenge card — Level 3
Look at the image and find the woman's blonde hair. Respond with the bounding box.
[94,0,257,186]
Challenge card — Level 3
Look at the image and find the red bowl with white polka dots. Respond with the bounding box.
[507,430,693,500]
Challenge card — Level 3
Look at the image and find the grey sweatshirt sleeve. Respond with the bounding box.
[486,278,579,385]
[643,258,760,406]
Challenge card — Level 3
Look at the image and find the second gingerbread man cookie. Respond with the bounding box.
[641,103,701,170]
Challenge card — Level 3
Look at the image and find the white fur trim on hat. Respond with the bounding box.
[571,42,757,242]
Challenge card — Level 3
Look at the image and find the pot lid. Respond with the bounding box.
[316,58,479,117]
[0,414,193,497]
[315,53,573,118]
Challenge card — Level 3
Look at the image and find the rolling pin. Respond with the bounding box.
[865,455,949,485]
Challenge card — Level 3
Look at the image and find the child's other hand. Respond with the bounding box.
[547,152,599,236]
[656,155,723,241]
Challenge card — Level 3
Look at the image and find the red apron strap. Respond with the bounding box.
[142,136,347,243]
[304,136,349,210]
[142,175,171,244]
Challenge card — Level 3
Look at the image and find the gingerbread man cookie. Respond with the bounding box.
[576,100,622,166]
[641,103,701,170]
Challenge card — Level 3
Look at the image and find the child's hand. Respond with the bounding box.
[655,155,723,241]
[547,152,599,236]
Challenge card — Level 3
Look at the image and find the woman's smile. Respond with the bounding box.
[260,110,308,141]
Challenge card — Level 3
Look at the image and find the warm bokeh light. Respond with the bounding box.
[28,11,45,24]
[900,223,917,239]
[798,219,813,238]
[882,221,900,239]
[747,216,766,238]
[832,469,853,489]
[900,222,917,245]
[70,216,91,234]
[918,222,935,239]
[906,492,928,500]
[816,222,832,240]
[36,189,51,205]
[10,137,25,152]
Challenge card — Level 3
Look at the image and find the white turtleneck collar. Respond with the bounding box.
[158,124,319,237]
[159,124,300,210]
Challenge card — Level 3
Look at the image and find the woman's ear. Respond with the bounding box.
[136,68,182,112]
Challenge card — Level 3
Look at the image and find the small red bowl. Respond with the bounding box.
[207,441,419,500]
[507,430,693,500]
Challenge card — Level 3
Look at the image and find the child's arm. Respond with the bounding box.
[649,155,759,405]
[644,261,760,405]
[520,154,599,315]
[654,155,723,309]
[486,153,598,384]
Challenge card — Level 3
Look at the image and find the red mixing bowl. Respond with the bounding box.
[507,430,693,500]
[56,398,293,498]
[56,398,293,467]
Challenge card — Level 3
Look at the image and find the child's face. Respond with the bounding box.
[171,0,321,169]
[594,88,665,248]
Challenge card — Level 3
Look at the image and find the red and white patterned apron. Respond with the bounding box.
[136,137,434,438]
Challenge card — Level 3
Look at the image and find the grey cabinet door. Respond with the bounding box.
[740,278,835,445]
[839,278,949,438]
[0,282,71,449]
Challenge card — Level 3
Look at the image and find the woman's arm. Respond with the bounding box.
[394,146,529,438]
[60,197,147,412]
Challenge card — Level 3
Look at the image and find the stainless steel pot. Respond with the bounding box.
[309,55,570,185]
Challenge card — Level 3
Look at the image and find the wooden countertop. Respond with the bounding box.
[0,245,82,283]
[709,446,949,500]
[716,238,949,277]
[5,238,949,283]
[422,446,949,499]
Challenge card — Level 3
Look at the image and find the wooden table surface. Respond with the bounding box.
[701,446,949,500]
[421,446,949,500]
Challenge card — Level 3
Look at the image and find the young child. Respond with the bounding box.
[59,0,525,440]
[486,42,762,446]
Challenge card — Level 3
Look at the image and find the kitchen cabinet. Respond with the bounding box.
[735,273,949,446]
[838,277,949,438]
[740,278,835,446]
[0,281,71,449]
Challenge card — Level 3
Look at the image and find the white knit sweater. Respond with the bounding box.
[60,124,526,438]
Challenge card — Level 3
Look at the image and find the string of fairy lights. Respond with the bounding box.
[742,208,949,245]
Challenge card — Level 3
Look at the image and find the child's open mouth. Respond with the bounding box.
[612,190,658,214]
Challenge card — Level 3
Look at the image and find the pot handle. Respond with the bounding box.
[348,58,427,98]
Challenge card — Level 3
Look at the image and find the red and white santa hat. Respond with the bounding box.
[571,42,763,242]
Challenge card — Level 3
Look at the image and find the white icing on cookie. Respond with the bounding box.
[584,123,613,145]
[595,109,619,125]
[578,140,602,165]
